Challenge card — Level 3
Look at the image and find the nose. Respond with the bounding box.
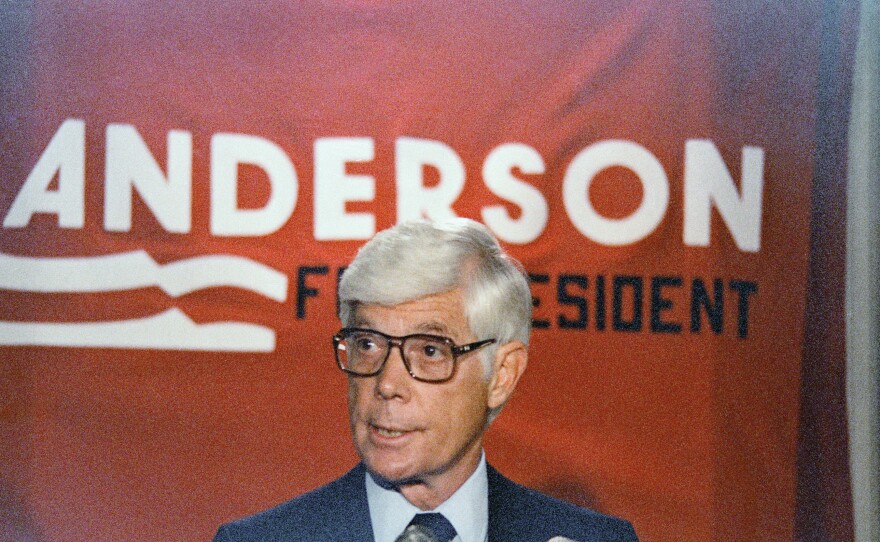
[374,344,412,400]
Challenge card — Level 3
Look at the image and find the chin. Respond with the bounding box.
[363,455,422,486]
[366,460,411,482]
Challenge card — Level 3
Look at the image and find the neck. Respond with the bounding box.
[394,451,483,510]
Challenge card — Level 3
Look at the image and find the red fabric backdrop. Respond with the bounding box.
[0,1,858,540]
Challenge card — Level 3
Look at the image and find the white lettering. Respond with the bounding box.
[562,140,669,246]
[481,143,548,244]
[104,124,192,232]
[313,137,376,240]
[210,133,297,236]
[395,137,465,222]
[4,118,86,228]
[683,140,764,252]
[5,121,765,254]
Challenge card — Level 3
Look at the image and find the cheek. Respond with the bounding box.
[347,380,367,420]
[442,382,490,434]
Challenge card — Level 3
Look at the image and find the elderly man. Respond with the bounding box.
[214,219,638,542]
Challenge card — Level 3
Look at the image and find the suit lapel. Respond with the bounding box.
[316,463,376,542]
[487,464,538,542]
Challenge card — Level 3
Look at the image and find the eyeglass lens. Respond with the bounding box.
[337,330,455,381]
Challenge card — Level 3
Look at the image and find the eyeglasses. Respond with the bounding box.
[333,327,496,383]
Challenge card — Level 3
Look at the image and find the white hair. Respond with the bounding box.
[338,218,532,419]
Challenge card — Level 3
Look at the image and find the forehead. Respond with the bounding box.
[353,289,471,339]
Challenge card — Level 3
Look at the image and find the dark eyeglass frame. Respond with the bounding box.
[333,327,497,383]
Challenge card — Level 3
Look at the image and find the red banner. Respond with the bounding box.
[0,2,858,540]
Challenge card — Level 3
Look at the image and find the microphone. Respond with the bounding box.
[394,524,439,542]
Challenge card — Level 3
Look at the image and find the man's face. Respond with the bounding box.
[347,288,491,497]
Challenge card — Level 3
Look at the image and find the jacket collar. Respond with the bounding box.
[320,463,375,541]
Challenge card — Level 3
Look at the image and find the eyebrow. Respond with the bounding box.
[351,318,453,337]
[413,321,452,335]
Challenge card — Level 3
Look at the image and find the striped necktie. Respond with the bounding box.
[396,512,457,542]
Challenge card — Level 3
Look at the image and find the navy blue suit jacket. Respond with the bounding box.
[214,464,638,542]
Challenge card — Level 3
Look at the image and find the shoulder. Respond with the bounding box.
[487,465,638,542]
[213,465,371,542]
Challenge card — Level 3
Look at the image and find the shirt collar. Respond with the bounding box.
[365,452,489,542]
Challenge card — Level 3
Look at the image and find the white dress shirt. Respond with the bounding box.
[365,451,489,542]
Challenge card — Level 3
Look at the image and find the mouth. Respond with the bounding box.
[375,426,405,438]
[369,422,415,440]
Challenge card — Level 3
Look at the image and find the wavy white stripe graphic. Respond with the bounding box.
[0,250,288,301]
[0,308,275,352]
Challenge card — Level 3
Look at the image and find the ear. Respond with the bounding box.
[486,340,528,411]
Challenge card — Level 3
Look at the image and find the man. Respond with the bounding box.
[214,219,638,542]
